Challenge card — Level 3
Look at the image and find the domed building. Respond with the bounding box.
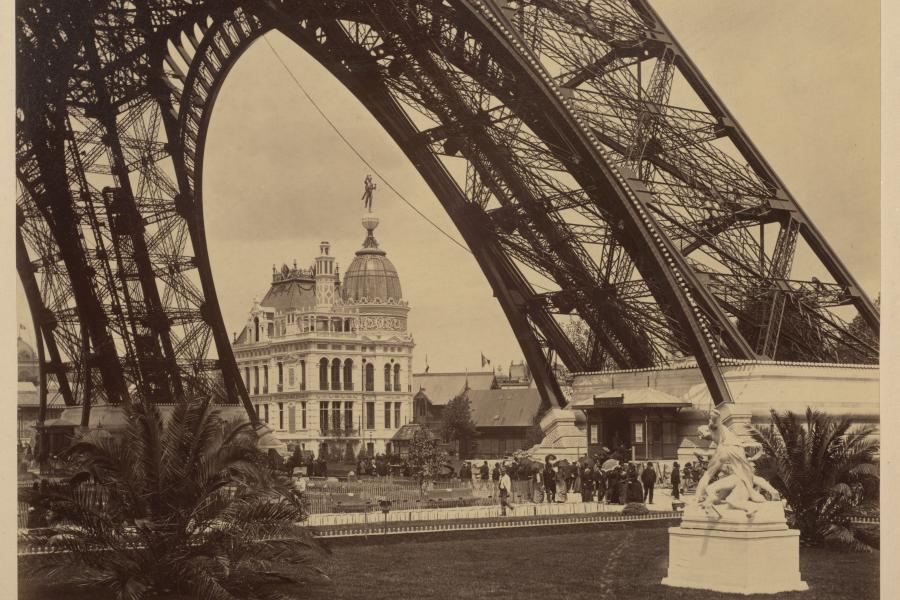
[16,333,64,444]
[18,335,39,384]
[232,214,414,460]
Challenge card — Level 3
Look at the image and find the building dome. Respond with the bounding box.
[18,336,36,361]
[341,214,403,302]
[18,335,39,383]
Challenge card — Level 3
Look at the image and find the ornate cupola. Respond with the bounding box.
[341,215,403,303]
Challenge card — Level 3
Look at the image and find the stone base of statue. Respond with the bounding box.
[661,501,808,594]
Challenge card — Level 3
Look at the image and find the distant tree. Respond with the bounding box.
[343,443,356,464]
[407,428,447,488]
[752,408,879,551]
[440,393,479,459]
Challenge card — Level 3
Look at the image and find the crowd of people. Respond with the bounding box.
[525,458,659,505]
[670,459,707,499]
[270,442,711,510]
[355,454,413,478]
[453,455,673,506]
[269,447,330,478]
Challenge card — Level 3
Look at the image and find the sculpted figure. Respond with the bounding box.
[361,174,377,212]
[694,409,768,518]
[700,463,780,517]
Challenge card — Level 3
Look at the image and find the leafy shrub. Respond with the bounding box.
[753,408,879,551]
[22,397,327,599]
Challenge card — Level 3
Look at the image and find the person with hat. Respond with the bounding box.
[543,456,557,503]
[641,463,658,504]
[580,464,595,502]
[498,465,515,516]
[671,461,681,500]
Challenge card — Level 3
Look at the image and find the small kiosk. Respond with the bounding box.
[572,388,689,461]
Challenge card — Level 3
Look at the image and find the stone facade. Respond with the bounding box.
[232,214,414,459]
[535,359,879,464]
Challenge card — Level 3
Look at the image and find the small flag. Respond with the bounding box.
[481,353,491,368]
[425,354,429,373]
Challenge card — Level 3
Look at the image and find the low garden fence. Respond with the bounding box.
[17,477,546,526]
[303,477,536,514]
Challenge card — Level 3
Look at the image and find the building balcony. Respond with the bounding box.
[318,428,360,438]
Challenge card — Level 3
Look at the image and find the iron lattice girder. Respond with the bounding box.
[16,0,878,420]
[255,9,573,406]
[508,1,877,348]
[378,4,671,366]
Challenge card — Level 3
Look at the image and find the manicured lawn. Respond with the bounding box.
[20,523,878,600]
[302,524,877,600]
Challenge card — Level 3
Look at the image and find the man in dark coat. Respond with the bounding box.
[479,461,490,490]
[671,461,681,500]
[594,468,607,502]
[543,460,557,503]
[581,466,595,502]
[641,463,657,504]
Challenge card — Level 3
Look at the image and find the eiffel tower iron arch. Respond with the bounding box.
[17,1,879,430]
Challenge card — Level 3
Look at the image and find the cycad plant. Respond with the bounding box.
[22,397,326,599]
[751,408,879,551]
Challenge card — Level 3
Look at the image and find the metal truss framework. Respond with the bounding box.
[16,0,879,424]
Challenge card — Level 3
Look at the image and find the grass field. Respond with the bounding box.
[20,523,878,600]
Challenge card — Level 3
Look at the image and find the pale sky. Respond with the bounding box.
[15,0,880,376]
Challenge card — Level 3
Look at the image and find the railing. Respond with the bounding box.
[301,477,535,515]
[317,428,360,437]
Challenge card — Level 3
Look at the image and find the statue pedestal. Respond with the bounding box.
[662,501,808,594]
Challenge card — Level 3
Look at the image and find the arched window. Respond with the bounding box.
[343,359,353,391]
[253,317,260,342]
[384,364,392,391]
[331,358,341,391]
[393,363,401,392]
[318,358,328,391]
[365,363,375,392]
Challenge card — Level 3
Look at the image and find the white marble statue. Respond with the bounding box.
[694,409,772,518]
[699,462,780,517]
